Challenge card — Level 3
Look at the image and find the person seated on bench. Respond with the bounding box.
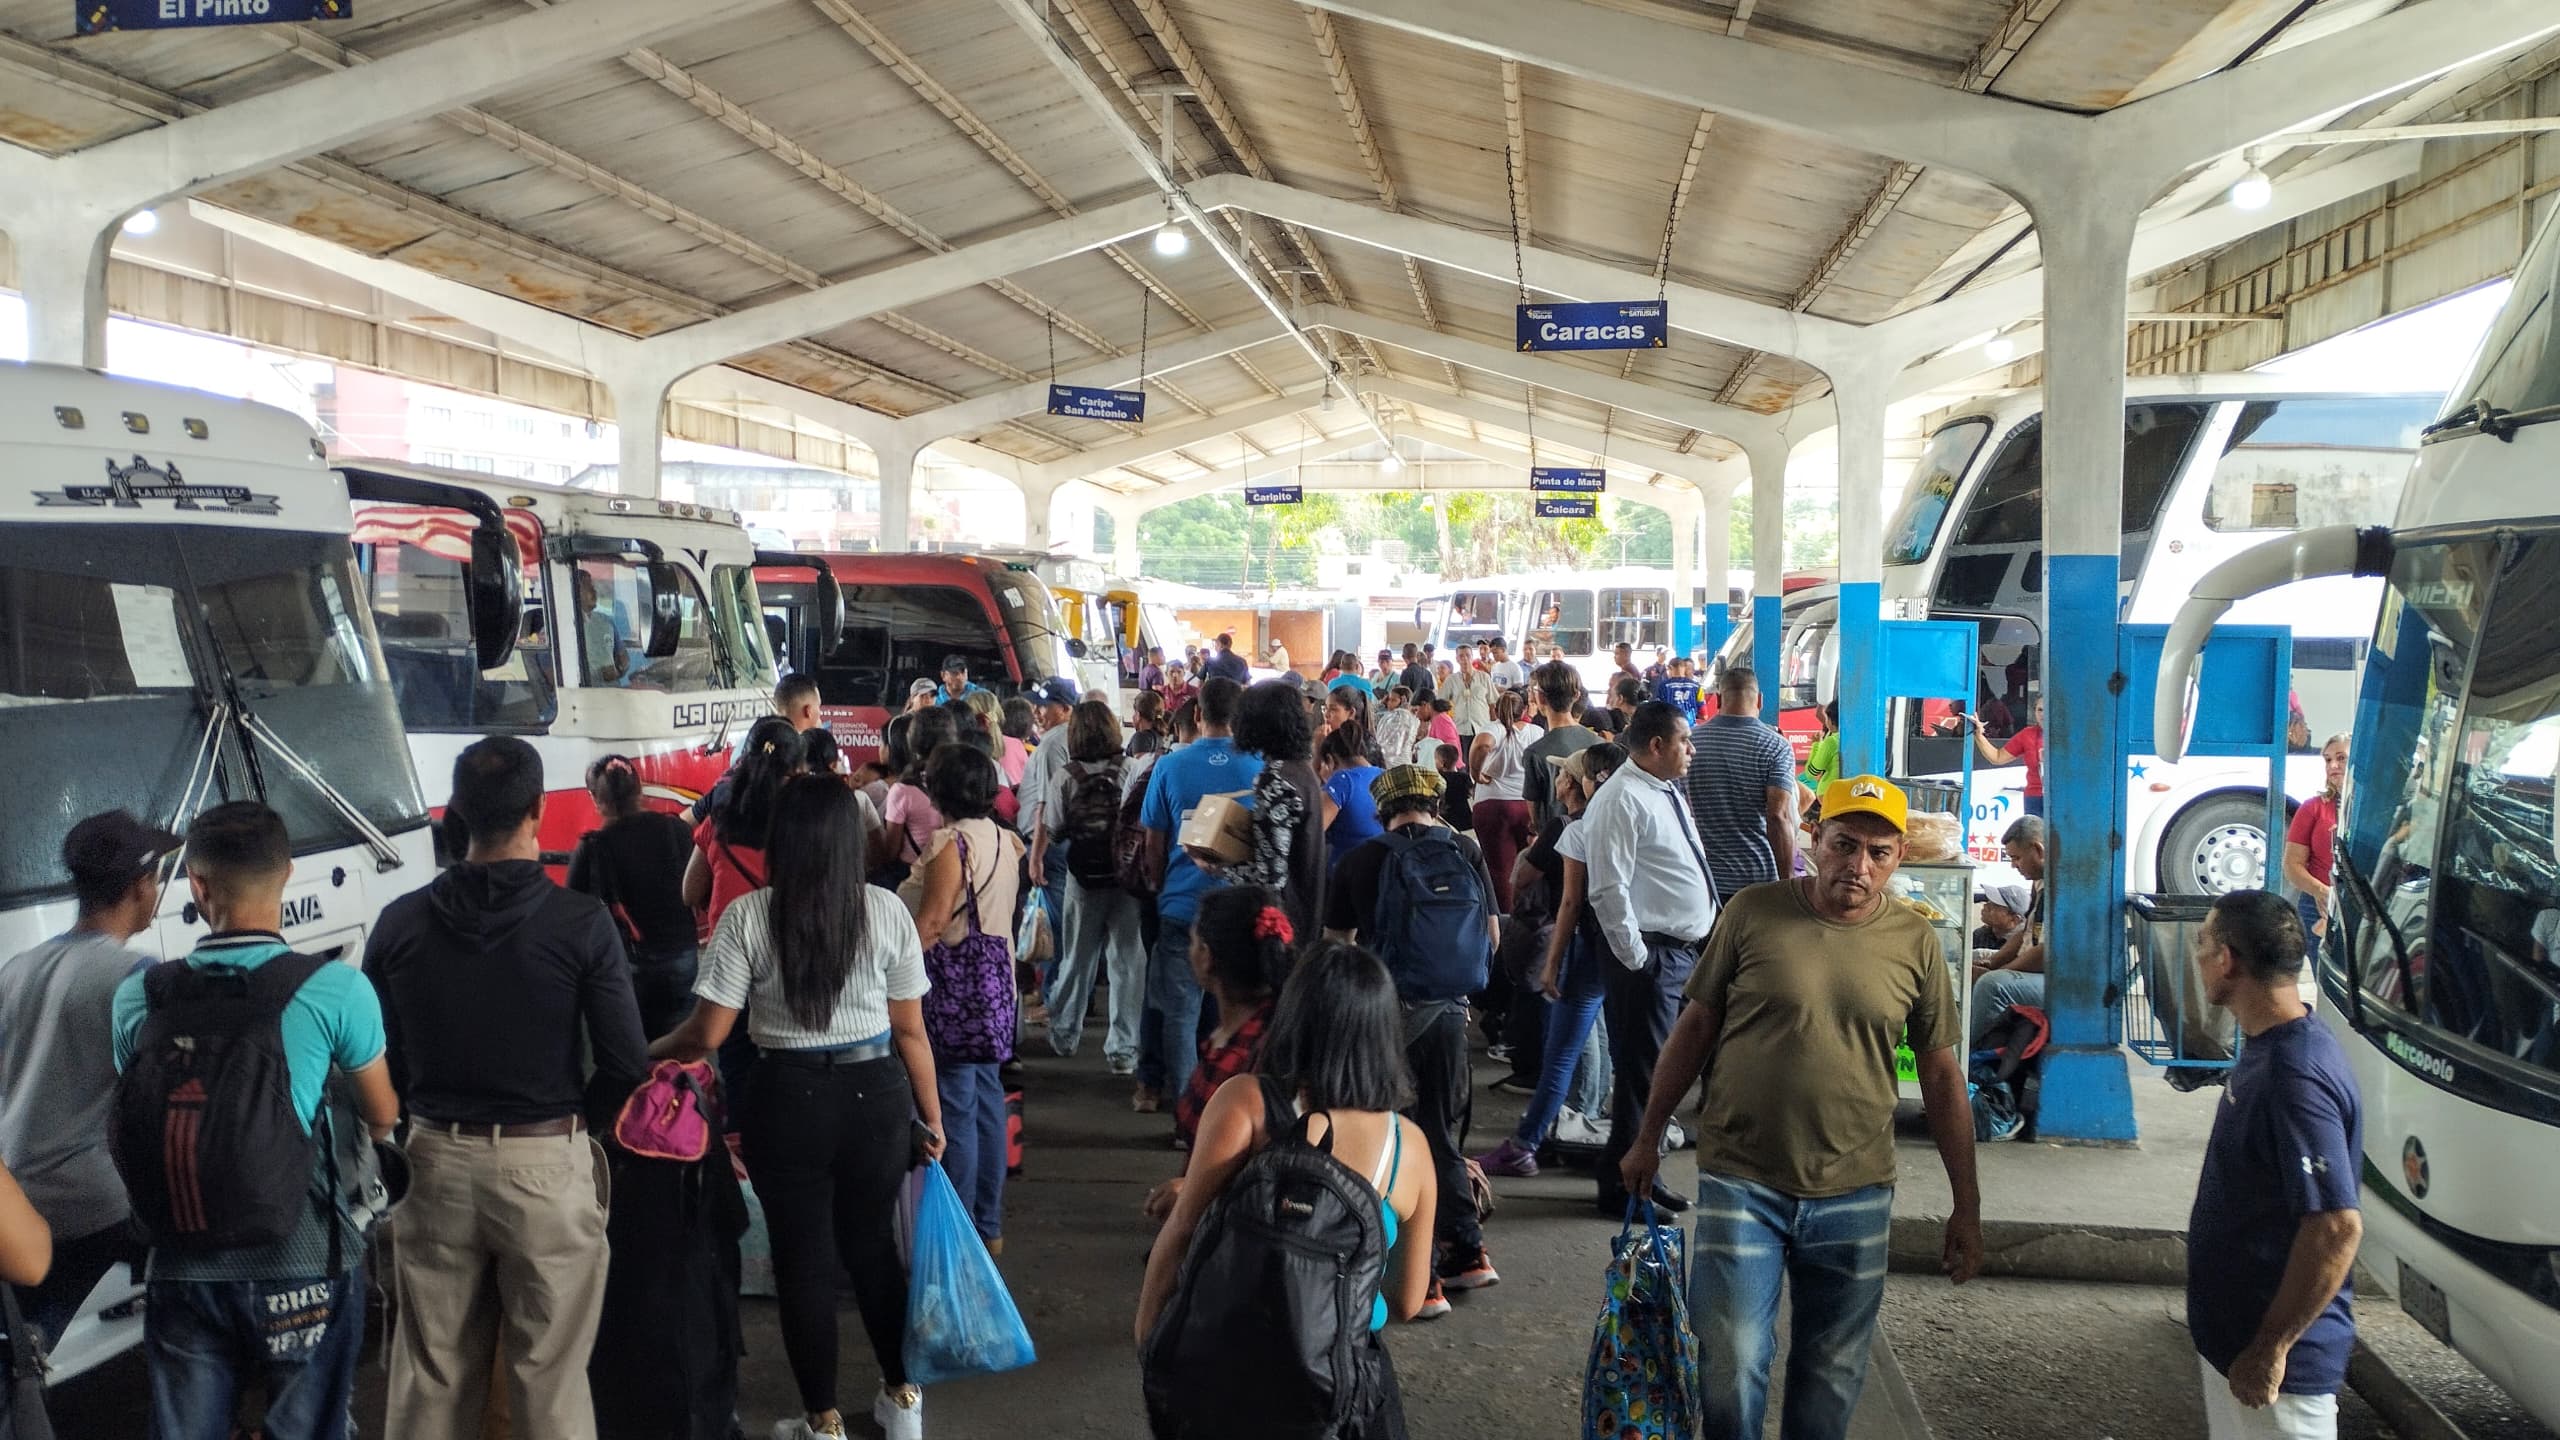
[1970,816,2047,1049]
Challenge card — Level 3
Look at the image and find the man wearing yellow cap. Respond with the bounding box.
[1622,775,1982,1440]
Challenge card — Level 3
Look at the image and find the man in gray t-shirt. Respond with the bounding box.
[0,810,174,1337]
[1521,662,1599,825]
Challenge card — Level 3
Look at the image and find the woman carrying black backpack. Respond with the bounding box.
[568,754,699,1040]
[1138,941,1437,1440]
[1045,700,1145,1071]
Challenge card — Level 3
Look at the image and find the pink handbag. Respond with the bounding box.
[614,1059,718,1162]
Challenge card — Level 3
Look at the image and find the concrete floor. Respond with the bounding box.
[35,1034,2551,1439]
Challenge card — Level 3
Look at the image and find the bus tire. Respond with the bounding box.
[2157,793,2273,896]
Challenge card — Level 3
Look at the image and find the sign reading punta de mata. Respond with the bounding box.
[80,0,349,34]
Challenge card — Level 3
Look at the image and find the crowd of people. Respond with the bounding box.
[0,636,2367,1440]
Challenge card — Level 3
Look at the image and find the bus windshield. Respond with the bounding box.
[0,524,425,905]
[2338,528,2560,1104]
[2441,224,2560,424]
[1884,418,1991,565]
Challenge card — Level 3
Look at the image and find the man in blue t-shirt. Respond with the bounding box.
[1138,675,1261,1107]
[112,803,401,1440]
[1651,656,1703,725]
[2186,889,2363,1438]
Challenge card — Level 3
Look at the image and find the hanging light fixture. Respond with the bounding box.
[1151,212,1190,257]
[1380,447,1405,476]
[121,208,159,236]
[2228,154,2273,211]
[1983,334,2017,364]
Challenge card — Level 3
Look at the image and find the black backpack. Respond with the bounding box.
[1366,827,1492,1002]
[111,952,332,1252]
[1062,757,1126,890]
[1113,754,1161,899]
[1143,1078,1391,1440]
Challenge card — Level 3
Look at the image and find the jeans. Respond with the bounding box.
[2199,1355,2339,1438]
[1403,1004,1479,1253]
[1693,1171,1893,1440]
[1136,905,1166,1089]
[1969,968,2046,1049]
[742,1054,913,1411]
[1036,847,1070,1003]
[145,1265,366,1440]
[1149,918,1205,1101]
[1572,1016,1612,1119]
[1599,938,1697,1191]
[1052,878,1145,1063]
[1513,930,1606,1148]
[937,1060,1009,1241]
[630,942,700,1042]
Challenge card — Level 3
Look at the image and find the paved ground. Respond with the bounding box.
[35,1031,2551,1439]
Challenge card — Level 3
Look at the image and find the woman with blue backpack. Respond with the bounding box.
[1138,940,1437,1440]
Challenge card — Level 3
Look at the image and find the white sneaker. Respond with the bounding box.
[1663,1117,1691,1152]
[771,1418,846,1440]
[874,1385,924,1440]
[1552,1110,1611,1148]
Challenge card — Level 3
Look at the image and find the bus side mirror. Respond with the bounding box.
[467,523,522,671]
[1066,637,1090,660]
[644,559,686,659]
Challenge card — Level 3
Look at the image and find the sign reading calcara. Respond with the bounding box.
[78,0,348,33]
[1245,484,1303,507]
[1516,300,1667,353]
[1535,496,1597,519]
[1530,467,1606,494]
[1046,383,1146,423]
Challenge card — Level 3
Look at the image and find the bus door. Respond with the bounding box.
[1895,609,2041,860]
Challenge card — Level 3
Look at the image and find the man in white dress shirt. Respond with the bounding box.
[1579,699,1720,1216]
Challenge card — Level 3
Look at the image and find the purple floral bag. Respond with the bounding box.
[921,831,1017,1065]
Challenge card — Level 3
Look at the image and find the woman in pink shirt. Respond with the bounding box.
[879,706,959,884]
[1425,697,1462,753]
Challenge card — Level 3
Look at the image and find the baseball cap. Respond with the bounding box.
[938,653,971,674]
[1547,746,1615,790]
[1975,880,2032,915]
[1028,677,1081,708]
[1369,764,1446,810]
[1817,774,1909,834]
[907,678,940,699]
[64,809,182,892]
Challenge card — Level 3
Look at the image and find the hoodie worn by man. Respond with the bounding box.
[363,860,648,1128]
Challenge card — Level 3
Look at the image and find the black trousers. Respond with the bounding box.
[741,1055,914,1411]
[1403,1004,1479,1253]
[1598,939,1698,1195]
[15,1219,144,1344]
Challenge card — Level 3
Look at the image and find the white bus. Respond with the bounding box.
[1416,566,1748,699]
[0,367,510,1378]
[2155,229,2560,1427]
[1877,376,2438,888]
[349,468,794,859]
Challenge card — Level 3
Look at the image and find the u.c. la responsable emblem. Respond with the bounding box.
[36,455,279,516]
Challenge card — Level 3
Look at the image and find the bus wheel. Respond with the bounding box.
[2159,794,2270,896]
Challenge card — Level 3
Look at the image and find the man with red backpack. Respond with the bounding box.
[1324,764,1505,1316]
[111,802,401,1440]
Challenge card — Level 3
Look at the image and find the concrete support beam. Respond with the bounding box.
[892,317,1289,452]
[4,0,788,365]
[1829,362,1896,777]
[1355,377,1721,487]
[1030,392,1322,488]
[1021,475,1066,552]
[1304,305,1783,453]
[1741,436,1791,723]
[874,440,924,554]
[1380,426,1703,507]
[1120,434,1380,513]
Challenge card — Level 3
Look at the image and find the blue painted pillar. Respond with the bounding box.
[1838,583,1883,775]
[2026,197,2142,1144]
[1705,605,1732,663]
[1747,441,1788,726]
[1753,594,1782,724]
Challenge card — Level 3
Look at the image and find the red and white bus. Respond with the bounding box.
[350,466,801,857]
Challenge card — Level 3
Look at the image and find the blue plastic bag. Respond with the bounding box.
[1581,1197,1701,1440]
[902,1161,1036,1385]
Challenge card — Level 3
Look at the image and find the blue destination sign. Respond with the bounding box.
[1535,496,1598,519]
[1046,384,1146,423]
[1516,300,1667,353]
[1531,467,1606,494]
[79,0,347,33]
[1245,484,1303,507]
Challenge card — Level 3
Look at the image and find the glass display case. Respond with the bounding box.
[1891,860,1975,1099]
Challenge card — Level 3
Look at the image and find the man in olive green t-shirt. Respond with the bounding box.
[1622,775,1981,1440]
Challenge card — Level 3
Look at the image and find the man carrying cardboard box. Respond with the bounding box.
[1138,676,1260,1109]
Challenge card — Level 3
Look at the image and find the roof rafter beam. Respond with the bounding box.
[1107,432,1377,514]
[1356,376,1714,482]
[1029,391,1321,487]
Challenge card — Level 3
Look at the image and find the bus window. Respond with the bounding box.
[362,540,556,730]
[1600,588,1670,651]
[1885,417,1992,565]
[1946,403,2209,550]
[2203,396,2431,533]
[1527,589,1594,656]
[2445,224,2558,419]
[575,556,719,693]
[1777,616,1832,710]
[818,584,1013,709]
[1902,613,2038,776]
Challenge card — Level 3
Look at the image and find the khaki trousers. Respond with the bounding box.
[388,1126,610,1440]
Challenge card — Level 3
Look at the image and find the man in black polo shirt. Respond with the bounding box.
[365,736,647,1440]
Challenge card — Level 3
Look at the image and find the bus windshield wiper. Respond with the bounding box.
[2334,847,2420,1034]
[2420,400,2560,442]
[197,617,405,873]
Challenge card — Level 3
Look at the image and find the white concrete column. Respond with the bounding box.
[1743,438,1791,722]
[602,363,683,501]
[1665,493,1697,657]
[1020,474,1064,552]
[13,209,117,369]
[1107,500,1142,577]
[1703,488,1732,652]
[1830,364,1895,776]
[874,440,922,553]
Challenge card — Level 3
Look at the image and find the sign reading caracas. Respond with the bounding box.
[78,0,348,33]
[1245,484,1303,507]
[1046,384,1147,423]
[1515,300,1667,353]
[1530,467,1606,494]
[1535,496,1597,519]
